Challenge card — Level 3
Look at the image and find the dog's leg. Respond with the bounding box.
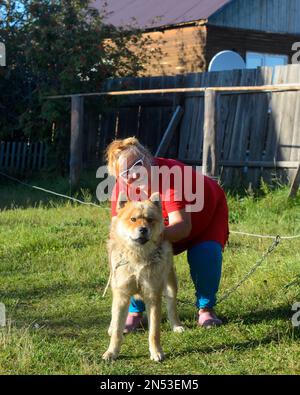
[145,295,165,362]
[102,290,130,362]
[165,268,185,333]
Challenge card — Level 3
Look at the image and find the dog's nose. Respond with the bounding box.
[139,227,148,235]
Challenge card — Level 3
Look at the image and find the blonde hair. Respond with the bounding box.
[105,137,153,177]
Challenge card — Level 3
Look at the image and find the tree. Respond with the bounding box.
[0,0,152,145]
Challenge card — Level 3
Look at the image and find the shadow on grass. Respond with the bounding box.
[228,304,293,324]
[0,281,107,301]
[111,327,300,362]
[0,170,100,210]
[166,333,298,360]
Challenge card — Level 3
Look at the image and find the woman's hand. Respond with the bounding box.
[163,209,192,243]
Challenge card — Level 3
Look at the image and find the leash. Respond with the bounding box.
[176,236,282,308]
[217,235,281,304]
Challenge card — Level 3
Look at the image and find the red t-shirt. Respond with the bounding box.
[110,157,229,255]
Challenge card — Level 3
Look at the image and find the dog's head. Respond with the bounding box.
[113,192,164,246]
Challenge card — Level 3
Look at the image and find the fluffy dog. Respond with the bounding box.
[102,192,184,362]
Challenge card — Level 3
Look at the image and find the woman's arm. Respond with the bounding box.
[163,209,192,243]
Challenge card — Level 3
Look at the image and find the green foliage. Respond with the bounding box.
[0,0,152,142]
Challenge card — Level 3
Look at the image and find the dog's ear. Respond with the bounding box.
[117,192,128,211]
[149,192,161,209]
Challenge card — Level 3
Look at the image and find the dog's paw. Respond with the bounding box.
[102,350,118,362]
[150,350,165,362]
[173,325,185,333]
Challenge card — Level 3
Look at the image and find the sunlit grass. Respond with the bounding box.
[0,177,300,374]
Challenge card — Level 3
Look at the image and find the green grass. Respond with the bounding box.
[0,175,300,374]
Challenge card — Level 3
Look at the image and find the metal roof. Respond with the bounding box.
[91,0,232,29]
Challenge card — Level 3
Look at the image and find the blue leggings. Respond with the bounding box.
[129,241,223,312]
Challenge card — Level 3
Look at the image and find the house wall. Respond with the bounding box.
[140,25,207,76]
[205,25,300,66]
[209,0,300,35]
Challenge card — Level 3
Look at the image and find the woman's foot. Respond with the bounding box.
[123,312,144,334]
[198,308,223,329]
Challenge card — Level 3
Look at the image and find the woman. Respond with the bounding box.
[106,137,229,331]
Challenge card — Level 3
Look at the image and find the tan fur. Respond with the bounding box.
[102,192,184,362]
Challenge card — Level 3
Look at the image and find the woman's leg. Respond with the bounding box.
[128,297,145,313]
[123,298,146,334]
[187,241,223,326]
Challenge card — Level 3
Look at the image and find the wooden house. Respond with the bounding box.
[92,0,300,75]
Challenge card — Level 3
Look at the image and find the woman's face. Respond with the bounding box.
[117,153,151,191]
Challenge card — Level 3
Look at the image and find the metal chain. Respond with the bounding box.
[176,235,282,308]
[217,235,281,304]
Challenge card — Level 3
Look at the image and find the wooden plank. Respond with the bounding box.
[138,76,163,153]
[158,75,176,156]
[219,69,242,187]
[188,72,204,162]
[38,142,44,169]
[4,142,10,168]
[10,142,16,169]
[98,78,117,165]
[70,96,84,189]
[155,106,184,157]
[225,69,256,188]
[202,89,218,177]
[32,142,39,170]
[183,160,300,168]
[289,163,300,198]
[288,66,300,184]
[116,76,140,141]
[263,66,289,184]
[178,73,196,160]
[275,65,299,183]
[27,143,32,170]
[246,67,274,188]
[0,142,4,168]
[21,143,27,172]
[46,83,300,99]
[15,142,22,171]
[290,91,300,163]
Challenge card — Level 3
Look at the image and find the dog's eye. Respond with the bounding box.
[147,218,153,223]
[131,217,136,222]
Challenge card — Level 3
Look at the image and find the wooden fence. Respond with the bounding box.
[0,141,47,173]
[46,64,300,189]
[87,64,299,188]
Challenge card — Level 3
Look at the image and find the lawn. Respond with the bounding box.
[0,175,300,374]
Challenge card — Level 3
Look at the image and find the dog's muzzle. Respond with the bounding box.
[131,227,150,245]
[132,236,149,245]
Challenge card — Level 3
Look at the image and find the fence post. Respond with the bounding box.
[202,89,218,178]
[70,96,84,190]
[289,163,300,198]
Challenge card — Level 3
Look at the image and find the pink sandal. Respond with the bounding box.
[198,309,223,329]
[123,313,143,334]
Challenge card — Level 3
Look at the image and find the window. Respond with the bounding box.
[246,52,288,69]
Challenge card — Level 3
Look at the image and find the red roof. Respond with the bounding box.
[91,0,232,29]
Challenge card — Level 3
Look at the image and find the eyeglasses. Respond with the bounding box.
[119,156,145,180]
